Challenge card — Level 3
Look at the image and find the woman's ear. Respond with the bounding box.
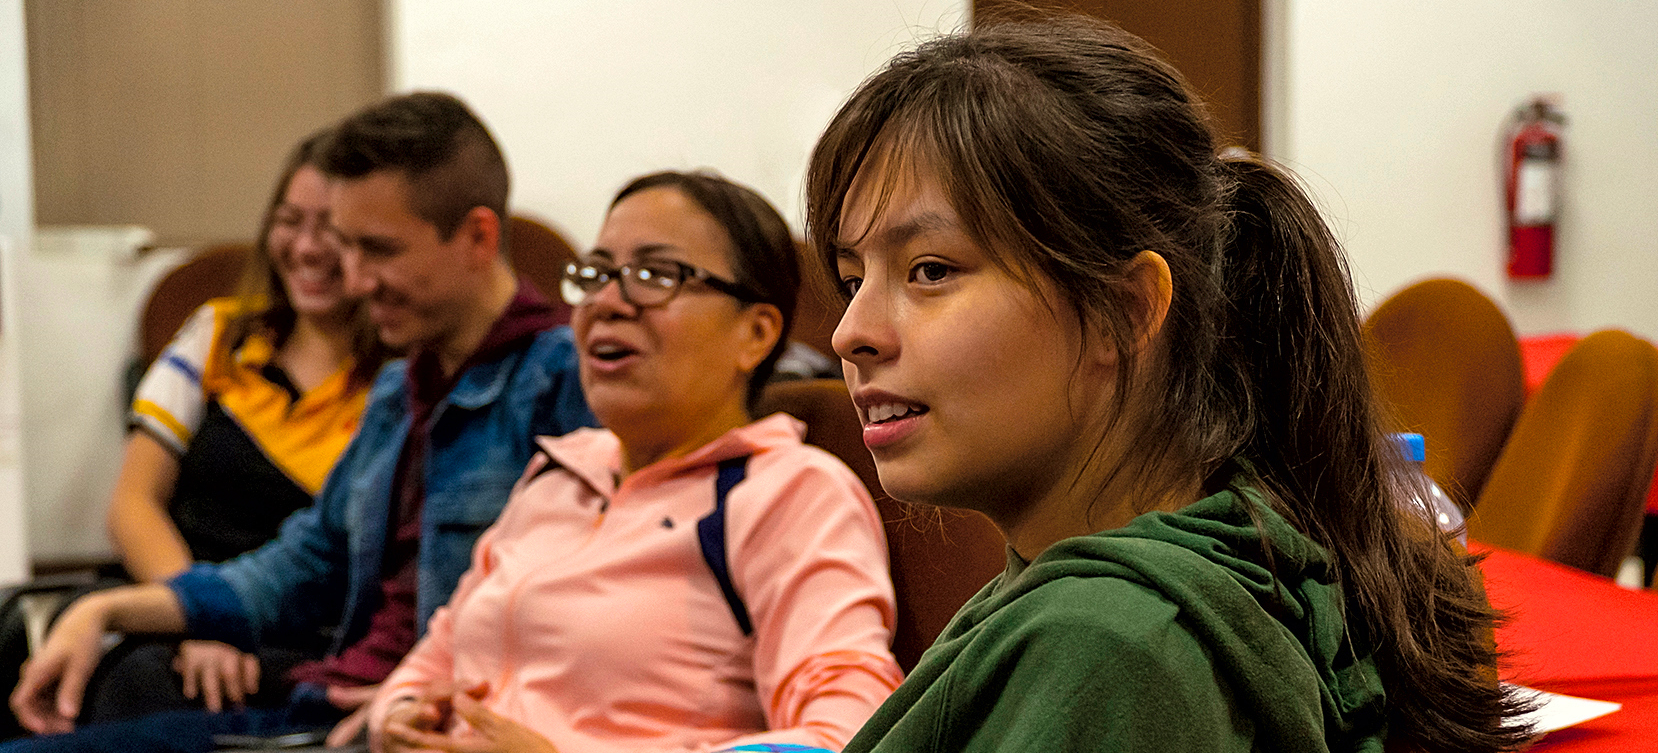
[1125,250,1173,354]
[736,303,784,373]
[1082,250,1173,370]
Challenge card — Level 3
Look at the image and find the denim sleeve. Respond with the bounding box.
[167,472,356,650]
[167,564,256,652]
[167,370,400,650]
[531,327,597,438]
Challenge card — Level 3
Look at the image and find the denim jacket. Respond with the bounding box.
[169,326,595,655]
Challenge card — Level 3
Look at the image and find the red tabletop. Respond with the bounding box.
[1475,540,1658,749]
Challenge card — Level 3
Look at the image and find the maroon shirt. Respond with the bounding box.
[289,284,565,688]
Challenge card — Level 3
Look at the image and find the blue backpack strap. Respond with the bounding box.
[698,456,753,636]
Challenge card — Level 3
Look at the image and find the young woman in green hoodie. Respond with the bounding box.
[809,15,1531,753]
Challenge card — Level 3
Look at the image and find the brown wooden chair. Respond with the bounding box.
[1364,278,1525,508]
[137,243,251,368]
[508,214,578,325]
[789,240,842,361]
[1467,330,1658,577]
[757,379,1005,671]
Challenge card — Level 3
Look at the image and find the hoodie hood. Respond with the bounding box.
[987,476,1388,751]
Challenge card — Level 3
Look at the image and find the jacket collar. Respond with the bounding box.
[444,350,521,410]
[539,412,806,498]
[366,339,531,414]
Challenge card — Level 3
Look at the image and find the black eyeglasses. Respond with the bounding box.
[560,259,763,308]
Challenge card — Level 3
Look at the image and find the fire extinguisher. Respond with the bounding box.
[1504,96,1566,279]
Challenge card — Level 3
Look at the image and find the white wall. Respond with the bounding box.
[0,0,36,581]
[18,230,190,563]
[1273,0,1658,339]
[389,0,970,248]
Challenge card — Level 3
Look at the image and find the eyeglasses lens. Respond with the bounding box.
[561,262,683,307]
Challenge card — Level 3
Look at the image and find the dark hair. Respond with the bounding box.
[319,91,510,248]
[805,17,1529,752]
[612,170,799,412]
[227,128,390,387]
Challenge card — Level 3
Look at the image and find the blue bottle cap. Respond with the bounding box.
[1391,432,1427,462]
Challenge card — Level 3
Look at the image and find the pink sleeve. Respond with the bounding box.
[709,448,904,751]
[365,467,523,745]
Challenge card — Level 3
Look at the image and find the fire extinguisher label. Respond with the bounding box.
[1515,158,1557,225]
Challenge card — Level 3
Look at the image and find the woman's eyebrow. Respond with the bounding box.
[581,244,681,264]
[632,244,682,260]
[839,210,955,252]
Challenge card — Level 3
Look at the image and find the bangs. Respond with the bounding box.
[806,78,1053,305]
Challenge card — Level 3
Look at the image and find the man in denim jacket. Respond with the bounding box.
[6,93,595,753]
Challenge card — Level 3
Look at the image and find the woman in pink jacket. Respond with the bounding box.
[367,171,901,753]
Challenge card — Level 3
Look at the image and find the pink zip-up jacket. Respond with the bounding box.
[367,413,902,752]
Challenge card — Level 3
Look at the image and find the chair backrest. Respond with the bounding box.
[508,214,577,325]
[1468,330,1658,577]
[1363,278,1525,507]
[139,243,251,368]
[789,240,841,361]
[756,379,1006,671]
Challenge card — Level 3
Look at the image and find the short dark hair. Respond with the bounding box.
[320,91,509,245]
[612,171,799,413]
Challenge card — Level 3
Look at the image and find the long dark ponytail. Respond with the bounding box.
[806,15,1530,751]
[1222,157,1530,750]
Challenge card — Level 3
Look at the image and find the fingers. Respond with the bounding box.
[449,693,502,738]
[176,641,259,712]
[326,703,371,748]
[11,658,68,734]
[417,701,451,731]
[242,653,261,696]
[178,652,198,700]
[446,692,557,753]
[15,600,111,733]
[52,639,99,726]
[386,721,492,753]
[378,700,430,753]
[218,651,246,709]
[201,660,224,713]
[386,696,443,732]
[384,720,455,752]
[326,682,381,711]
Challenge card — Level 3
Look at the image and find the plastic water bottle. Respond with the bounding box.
[1393,433,1467,545]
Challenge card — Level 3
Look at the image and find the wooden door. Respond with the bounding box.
[974,0,1261,150]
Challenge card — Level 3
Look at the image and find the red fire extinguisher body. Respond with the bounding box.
[1505,99,1564,279]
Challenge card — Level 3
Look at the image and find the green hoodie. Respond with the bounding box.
[845,478,1387,752]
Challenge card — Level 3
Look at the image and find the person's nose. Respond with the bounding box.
[581,272,640,320]
[832,276,898,371]
[340,247,375,297]
[291,218,331,262]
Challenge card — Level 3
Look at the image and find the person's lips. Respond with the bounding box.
[852,388,930,450]
[582,335,643,374]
